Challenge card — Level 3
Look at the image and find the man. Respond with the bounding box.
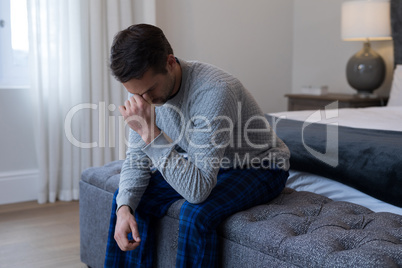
[105,24,290,268]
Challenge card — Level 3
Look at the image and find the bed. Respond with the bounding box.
[267,106,402,215]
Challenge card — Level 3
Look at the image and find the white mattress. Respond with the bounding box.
[286,170,402,215]
[269,106,402,215]
[271,106,402,131]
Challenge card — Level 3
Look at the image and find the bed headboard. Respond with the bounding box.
[392,0,402,65]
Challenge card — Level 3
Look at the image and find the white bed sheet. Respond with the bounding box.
[271,106,402,131]
[286,170,402,215]
[269,106,402,215]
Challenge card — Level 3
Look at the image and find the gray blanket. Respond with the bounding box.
[266,115,402,207]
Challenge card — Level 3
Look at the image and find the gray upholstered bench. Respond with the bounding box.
[79,160,402,268]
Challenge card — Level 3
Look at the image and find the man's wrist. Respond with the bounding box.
[117,205,133,215]
[143,127,161,144]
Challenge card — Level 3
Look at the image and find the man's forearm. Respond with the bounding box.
[142,133,219,204]
[117,129,152,212]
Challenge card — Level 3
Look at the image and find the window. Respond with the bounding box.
[0,0,30,88]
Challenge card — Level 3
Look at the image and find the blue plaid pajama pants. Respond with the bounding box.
[105,166,289,268]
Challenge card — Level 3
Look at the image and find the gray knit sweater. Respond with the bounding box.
[116,59,290,212]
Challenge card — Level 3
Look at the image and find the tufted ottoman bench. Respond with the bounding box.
[79,160,402,268]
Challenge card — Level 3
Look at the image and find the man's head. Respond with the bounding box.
[110,24,174,83]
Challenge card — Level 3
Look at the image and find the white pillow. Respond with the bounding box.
[388,65,402,106]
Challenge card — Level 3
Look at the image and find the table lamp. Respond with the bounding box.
[341,0,392,96]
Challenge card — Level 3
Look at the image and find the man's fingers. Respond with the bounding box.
[130,94,148,108]
[130,222,141,242]
[123,95,150,115]
[125,99,132,108]
[131,94,142,103]
[117,239,140,251]
[121,239,140,251]
[118,105,126,115]
[114,231,129,250]
[133,94,153,107]
[114,231,140,251]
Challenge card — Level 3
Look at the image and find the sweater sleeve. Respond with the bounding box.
[116,129,152,212]
[142,84,238,204]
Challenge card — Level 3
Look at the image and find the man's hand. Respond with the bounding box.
[114,205,141,251]
[119,94,161,144]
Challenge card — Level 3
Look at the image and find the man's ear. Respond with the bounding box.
[166,54,176,71]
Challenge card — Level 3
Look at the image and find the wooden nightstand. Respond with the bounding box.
[285,93,388,111]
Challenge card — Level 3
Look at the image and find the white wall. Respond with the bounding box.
[0,88,38,204]
[0,89,37,171]
[156,0,294,113]
[292,0,394,96]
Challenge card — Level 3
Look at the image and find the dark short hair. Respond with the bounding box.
[110,24,174,82]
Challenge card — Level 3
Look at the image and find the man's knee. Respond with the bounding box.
[179,201,215,230]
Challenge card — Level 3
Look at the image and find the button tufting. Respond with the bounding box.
[81,160,402,268]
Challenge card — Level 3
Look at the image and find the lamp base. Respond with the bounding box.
[354,92,378,99]
[346,42,385,95]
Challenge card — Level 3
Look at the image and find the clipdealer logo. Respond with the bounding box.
[63,101,338,168]
[64,101,275,150]
[302,101,339,167]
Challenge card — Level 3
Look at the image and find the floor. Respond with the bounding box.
[0,200,86,268]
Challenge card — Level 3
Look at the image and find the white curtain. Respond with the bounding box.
[27,0,155,203]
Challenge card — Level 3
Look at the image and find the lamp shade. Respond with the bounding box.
[341,0,391,41]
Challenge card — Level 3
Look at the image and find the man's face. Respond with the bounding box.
[122,68,176,106]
